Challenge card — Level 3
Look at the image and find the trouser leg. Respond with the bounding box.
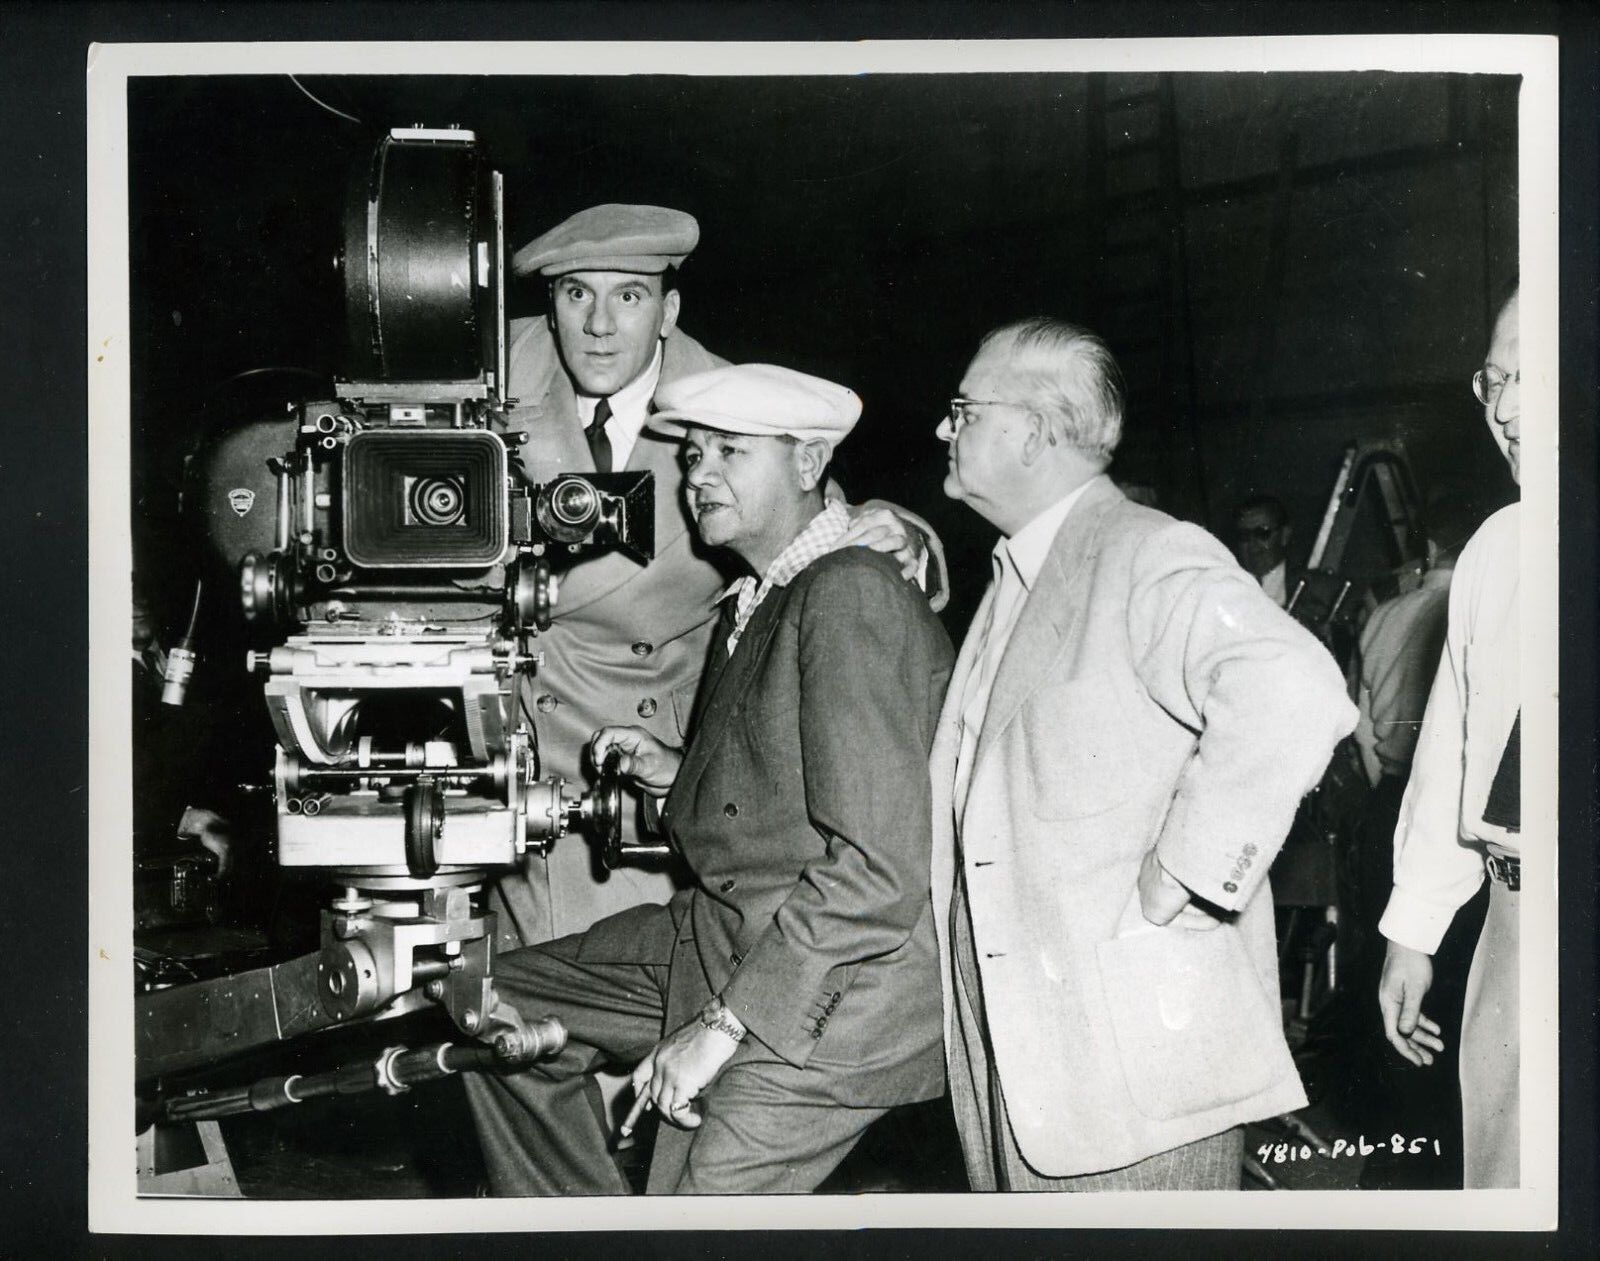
[464,928,669,1196]
[646,1062,888,1195]
[1459,879,1520,1189]
[946,874,1001,1191]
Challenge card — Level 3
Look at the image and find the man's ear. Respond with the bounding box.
[792,438,831,492]
[1018,411,1053,467]
[659,288,682,338]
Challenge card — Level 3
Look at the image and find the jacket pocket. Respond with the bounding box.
[1021,680,1139,819]
[1094,923,1285,1121]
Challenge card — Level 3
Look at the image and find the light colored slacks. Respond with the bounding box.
[1460,875,1520,1188]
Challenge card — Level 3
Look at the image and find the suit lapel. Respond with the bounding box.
[971,478,1122,772]
[670,585,788,805]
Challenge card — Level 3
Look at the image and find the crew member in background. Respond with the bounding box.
[491,203,946,950]
[467,365,952,1194]
[1232,493,1299,608]
[1378,283,1522,1189]
[930,317,1355,1190]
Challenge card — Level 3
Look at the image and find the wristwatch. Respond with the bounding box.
[698,995,747,1043]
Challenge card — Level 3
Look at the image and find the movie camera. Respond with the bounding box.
[171,126,652,1060]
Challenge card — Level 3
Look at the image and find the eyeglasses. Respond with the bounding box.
[945,396,1028,434]
[1472,364,1520,405]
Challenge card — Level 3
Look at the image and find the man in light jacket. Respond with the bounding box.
[931,317,1355,1189]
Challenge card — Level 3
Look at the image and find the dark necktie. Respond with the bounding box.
[1481,710,1521,833]
[585,397,613,474]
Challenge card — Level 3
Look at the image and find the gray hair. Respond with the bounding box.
[978,317,1125,463]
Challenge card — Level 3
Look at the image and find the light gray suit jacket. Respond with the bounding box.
[931,476,1356,1176]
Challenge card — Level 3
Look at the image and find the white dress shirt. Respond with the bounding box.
[953,476,1097,826]
[1259,559,1289,608]
[575,343,664,470]
[1379,504,1520,955]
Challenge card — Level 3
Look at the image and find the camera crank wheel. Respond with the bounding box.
[403,775,446,878]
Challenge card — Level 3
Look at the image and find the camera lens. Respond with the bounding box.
[548,478,598,530]
[409,475,466,527]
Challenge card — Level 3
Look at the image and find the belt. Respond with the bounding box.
[1485,853,1520,892]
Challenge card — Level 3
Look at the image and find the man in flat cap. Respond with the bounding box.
[466,364,953,1195]
[490,204,945,952]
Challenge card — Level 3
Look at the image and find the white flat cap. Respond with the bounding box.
[649,364,862,451]
[513,204,699,277]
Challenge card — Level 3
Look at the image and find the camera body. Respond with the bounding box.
[189,127,652,1041]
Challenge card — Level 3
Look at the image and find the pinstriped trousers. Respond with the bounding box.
[948,873,1244,1191]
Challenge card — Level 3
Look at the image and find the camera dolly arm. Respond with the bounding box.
[145,1019,566,1127]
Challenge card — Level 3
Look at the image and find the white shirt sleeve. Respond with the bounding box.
[1377,620,1486,953]
[1377,508,1518,955]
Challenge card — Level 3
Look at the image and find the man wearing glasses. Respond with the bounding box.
[929,317,1355,1189]
[1377,282,1522,1188]
[1231,495,1298,609]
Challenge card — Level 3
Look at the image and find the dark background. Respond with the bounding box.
[129,70,1520,636]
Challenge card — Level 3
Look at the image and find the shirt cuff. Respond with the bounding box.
[1378,884,1469,955]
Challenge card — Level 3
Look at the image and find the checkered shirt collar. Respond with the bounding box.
[717,500,851,652]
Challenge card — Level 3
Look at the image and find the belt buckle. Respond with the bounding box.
[1486,853,1521,892]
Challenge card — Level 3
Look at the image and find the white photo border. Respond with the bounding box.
[88,35,1560,1234]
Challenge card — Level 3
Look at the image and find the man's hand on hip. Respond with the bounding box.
[1136,848,1192,925]
[1378,941,1445,1067]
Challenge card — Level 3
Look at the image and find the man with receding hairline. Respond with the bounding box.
[930,316,1355,1190]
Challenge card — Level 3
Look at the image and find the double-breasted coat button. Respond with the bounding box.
[535,694,558,712]
[631,641,653,657]
[637,698,658,718]
[724,802,739,818]
[720,879,736,893]
[1223,881,1239,894]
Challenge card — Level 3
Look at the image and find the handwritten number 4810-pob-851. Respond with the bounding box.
[1256,1135,1443,1165]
